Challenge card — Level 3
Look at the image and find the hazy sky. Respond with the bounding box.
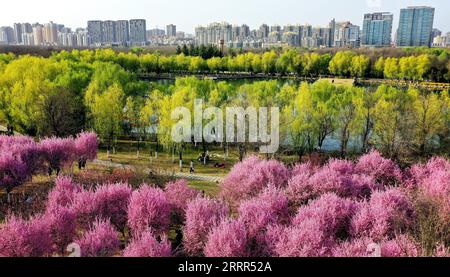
[1,0,449,33]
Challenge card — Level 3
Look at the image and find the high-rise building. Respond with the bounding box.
[32,24,44,46]
[396,6,435,47]
[87,20,103,45]
[195,22,232,45]
[329,19,336,47]
[147,28,165,39]
[116,20,130,46]
[43,21,58,45]
[102,20,116,44]
[166,24,177,37]
[22,33,34,46]
[13,23,23,44]
[362,12,393,47]
[0,26,14,44]
[258,24,269,39]
[129,19,146,45]
[334,21,360,48]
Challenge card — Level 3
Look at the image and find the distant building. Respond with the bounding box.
[147,28,165,39]
[362,12,393,47]
[334,21,360,47]
[116,20,130,46]
[166,24,177,37]
[87,20,103,45]
[43,21,58,45]
[397,6,435,47]
[129,19,146,45]
[431,28,442,39]
[0,26,14,44]
[102,20,116,44]
[258,24,270,39]
[32,24,44,46]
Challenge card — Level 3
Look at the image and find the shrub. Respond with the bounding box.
[46,176,81,210]
[74,132,98,161]
[39,137,76,174]
[272,220,335,257]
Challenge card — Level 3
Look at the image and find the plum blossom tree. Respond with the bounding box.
[76,219,120,257]
[92,183,132,233]
[183,197,229,256]
[293,193,357,241]
[127,185,172,237]
[46,176,81,210]
[204,219,248,257]
[123,230,172,257]
[0,152,28,201]
[220,156,290,205]
[74,132,98,169]
[0,215,52,257]
[355,150,403,187]
[351,189,416,241]
[44,206,77,255]
[39,137,76,175]
[164,179,200,217]
[238,186,289,256]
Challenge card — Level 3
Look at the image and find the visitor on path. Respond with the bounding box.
[190,160,195,174]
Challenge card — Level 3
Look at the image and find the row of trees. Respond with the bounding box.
[0,53,448,159]
[0,132,98,199]
[45,48,450,81]
[0,153,448,256]
[96,77,449,160]
[3,47,448,81]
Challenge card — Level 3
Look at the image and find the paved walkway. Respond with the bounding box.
[93,159,224,183]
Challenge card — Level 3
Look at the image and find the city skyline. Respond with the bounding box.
[0,0,449,34]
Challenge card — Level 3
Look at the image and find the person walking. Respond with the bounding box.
[190,160,195,174]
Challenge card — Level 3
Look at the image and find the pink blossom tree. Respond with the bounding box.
[355,150,403,187]
[0,152,28,201]
[164,179,200,217]
[44,206,77,255]
[39,137,76,175]
[220,156,290,205]
[127,185,172,237]
[351,189,416,241]
[0,215,52,257]
[183,197,229,256]
[76,219,120,257]
[204,219,248,257]
[92,183,132,233]
[238,186,289,256]
[123,230,172,257]
[75,132,98,169]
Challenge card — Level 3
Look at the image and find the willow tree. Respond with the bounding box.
[90,84,124,157]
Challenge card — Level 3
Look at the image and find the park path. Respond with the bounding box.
[92,159,224,183]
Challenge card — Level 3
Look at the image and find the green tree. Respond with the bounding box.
[91,84,125,156]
